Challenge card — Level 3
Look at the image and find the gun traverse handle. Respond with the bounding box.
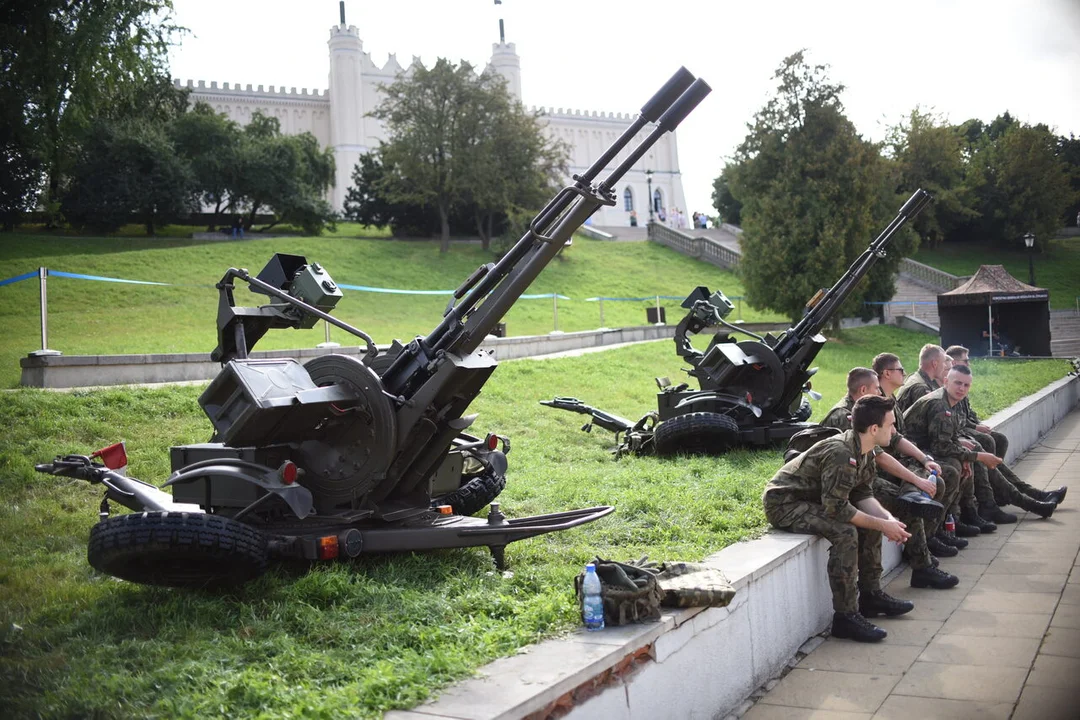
[640,67,696,122]
[658,79,713,132]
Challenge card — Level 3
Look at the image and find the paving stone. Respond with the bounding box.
[1060,583,1080,605]
[984,556,1075,575]
[972,573,1069,594]
[996,542,1077,558]
[743,703,871,720]
[864,619,942,647]
[756,668,899,713]
[1039,627,1080,658]
[1011,684,1080,720]
[1025,653,1080,688]
[959,590,1060,614]
[879,587,965,620]
[870,694,1012,720]
[795,639,922,675]
[939,610,1051,638]
[1050,602,1080,630]
[917,633,1040,667]
[891,661,1026,703]
[936,547,999,564]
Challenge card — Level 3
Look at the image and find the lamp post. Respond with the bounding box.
[1023,231,1036,285]
[645,169,654,224]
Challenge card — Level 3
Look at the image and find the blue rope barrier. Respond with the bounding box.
[0,270,37,287]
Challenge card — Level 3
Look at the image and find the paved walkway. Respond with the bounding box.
[743,408,1080,720]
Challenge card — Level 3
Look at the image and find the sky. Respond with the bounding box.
[166,0,1080,215]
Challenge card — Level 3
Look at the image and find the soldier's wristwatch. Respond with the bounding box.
[922,454,934,464]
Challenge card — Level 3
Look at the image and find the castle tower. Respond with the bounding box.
[328,20,365,210]
[489,15,521,102]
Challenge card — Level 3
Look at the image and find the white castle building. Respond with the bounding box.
[177,12,687,227]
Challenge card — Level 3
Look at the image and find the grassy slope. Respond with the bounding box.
[0,323,1068,718]
[0,232,784,388]
[913,236,1080,310]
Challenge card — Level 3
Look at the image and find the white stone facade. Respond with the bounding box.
[178,22,686,227]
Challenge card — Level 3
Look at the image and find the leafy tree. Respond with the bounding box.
[710,165,742,226]
[171,102,243,228]
[61,118,196,234]
[1056,134,1080,227]
[2,0,181,224]
[886,108,977,248]
[728,51,909,322]
[342,148,441,236]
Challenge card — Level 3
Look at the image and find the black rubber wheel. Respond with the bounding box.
[793,397,813,422]
[653,412,741,456]
[88,511,269,588]
[433,470,506,516]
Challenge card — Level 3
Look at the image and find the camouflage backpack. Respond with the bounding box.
[655,562,735,609]
[782,425,841,463]
[575,557,664,626]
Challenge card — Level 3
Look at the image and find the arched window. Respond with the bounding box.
[623,187,634,212]
[653,189,664,213]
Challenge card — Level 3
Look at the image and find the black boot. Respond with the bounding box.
[954,519,981,537]
[1044,486,1068,504]
[911,566,959,589]
[940,532,968,549]
[961,505,996,533]
[859,589,915,618]
[980,503,1017,525]
[927,535,958,557]
[831,612,887,642]
[896,491,945,520]
[1018,496,1057,519]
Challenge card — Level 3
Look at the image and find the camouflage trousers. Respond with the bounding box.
[763,496,881,613]
[938,457,976,527]
[908,458,963,537]
[966,430,1039,505]
[872,475,932,571]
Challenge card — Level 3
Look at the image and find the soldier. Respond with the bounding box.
[945,345,1067,507]
[895,344,951,414]
[824,366,959,588]
[904,365,1057,521]
[763,395,914,643]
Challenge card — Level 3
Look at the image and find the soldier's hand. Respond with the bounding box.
[924,460,942,476]
[880,518,911,544]
[976,423,992,434]
[959,438,977,450]
[977,451,1003,469]
[914,477,938,497]
[961,461,973,479]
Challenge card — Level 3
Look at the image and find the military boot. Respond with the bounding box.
[954,518,981,537]
[831,612,887,642]
[980,503,1017,525]
[911,566,959,589]
[940,532,968,549]
[1016,496,1057,519]
[927,535,958,557]
[859,589,915,618]
[961,505,996,533]
[1046,486,1068,504]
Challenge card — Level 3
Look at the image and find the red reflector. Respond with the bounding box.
[745,392,753,403]
[318,536,339,560]
[486,433,499,451]
[90,442,128,471]
[281,461,297,484]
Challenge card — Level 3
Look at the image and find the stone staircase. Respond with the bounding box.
[884,275,941,327]
[1050,311,1080,358]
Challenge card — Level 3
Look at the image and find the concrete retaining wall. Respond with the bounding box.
[388,373,1080,720]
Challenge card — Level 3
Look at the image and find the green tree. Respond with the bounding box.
[3,0,181,224]
[729,51,908,322]
[710,165,742,226]
[342,148,439,236]
[1056,133,1080,227]
[171,102,243,228]
[886,108,977,248]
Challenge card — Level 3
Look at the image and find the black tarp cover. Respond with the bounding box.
[937,265,1051,356]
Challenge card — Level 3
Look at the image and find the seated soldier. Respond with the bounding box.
[895,344,951,414]
[822,366,959,587]
[945,345,1067,507]
[904,365,1057,522]
[763,395,914,643]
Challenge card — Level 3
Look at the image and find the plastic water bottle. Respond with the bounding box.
[582,563,605,631]
[921,469,938,500]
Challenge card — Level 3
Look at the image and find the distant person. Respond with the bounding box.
[629,210,638,227]
[230,216,244,239]
[657,208,666,224]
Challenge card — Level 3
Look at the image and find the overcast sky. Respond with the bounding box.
[167,0,1080,215]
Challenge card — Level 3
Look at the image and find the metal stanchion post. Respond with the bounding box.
[550,293,563,334]
[317,319,340,348]
[598,298,605,329]
[655,295,663,325]
[31,267,61,357]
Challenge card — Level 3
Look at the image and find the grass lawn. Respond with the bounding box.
[0,232,784,388]
[913,236,1080,310]
[0,324,1069,718]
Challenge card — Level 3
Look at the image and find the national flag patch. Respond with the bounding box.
[944,410,952,417]
[849,457,857,466]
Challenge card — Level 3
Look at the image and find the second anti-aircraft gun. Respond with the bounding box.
[35,69,712,587]
[544,189,933,456]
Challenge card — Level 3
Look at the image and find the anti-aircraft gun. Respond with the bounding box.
[35,69,712,587]
[544,189,933,456]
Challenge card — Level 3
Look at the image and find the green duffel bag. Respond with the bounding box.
[575,557,664,626]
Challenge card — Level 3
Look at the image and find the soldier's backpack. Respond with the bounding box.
[783,425,842,463]
[575,557,664,626]
[655,562,735,609]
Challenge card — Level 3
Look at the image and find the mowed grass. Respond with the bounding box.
[0,324,1068,718]
[0,232,784,388]
[913,236,1080,310]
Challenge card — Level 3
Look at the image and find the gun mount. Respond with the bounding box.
[36,69,712,587]
[544,189,933,456]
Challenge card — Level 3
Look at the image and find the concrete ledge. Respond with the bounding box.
[387,373,1079,720]
[896,314,940,335]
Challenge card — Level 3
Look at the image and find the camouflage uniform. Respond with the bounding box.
[762,430,884,614]
[955,397,1038,502]
[903,387,1031,510]
[821,394,939,570]
[894,369,938,415]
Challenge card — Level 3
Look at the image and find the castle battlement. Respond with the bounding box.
[174,79,329,98]
[533,106,637,123]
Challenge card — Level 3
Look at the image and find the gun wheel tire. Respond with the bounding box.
[434,470,507,516]
[654,412,740,456]
[793,398,813,422]
[88,511,269,588]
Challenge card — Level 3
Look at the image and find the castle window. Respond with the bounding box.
[623,187,634,212]
[653,189,664,213]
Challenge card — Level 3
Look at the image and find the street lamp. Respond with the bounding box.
[1023,231,1036,285]
[645,169,654,224]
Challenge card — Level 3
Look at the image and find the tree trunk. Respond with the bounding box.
[475,211,489,250]
[439,202,450,253]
